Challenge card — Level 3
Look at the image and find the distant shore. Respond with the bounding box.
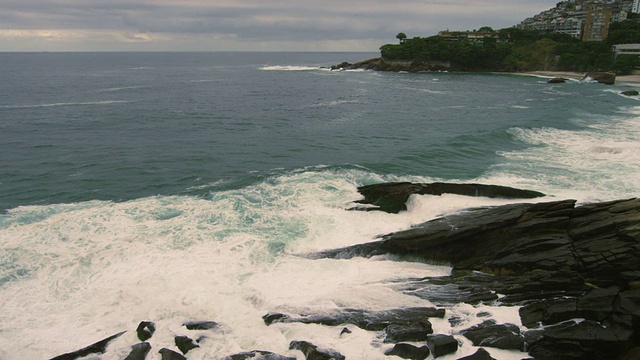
[519,70,640,84]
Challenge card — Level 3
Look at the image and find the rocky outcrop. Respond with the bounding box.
[50,331,126,360]
[547,77,567,83]
[331,58,451,72]
[622,90,640,96]
[289,340,345,360]
[224,350,296,360]
[384,343,430,359]
[351,181,544,213]
[584,71,616,85]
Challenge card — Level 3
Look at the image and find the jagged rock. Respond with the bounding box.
[340,327,352,336]
[584,71,616,85]
[384,343,430,359]
[124,342,152,360]
[183,320,218,330]
[159,347,186,360]
[352,182,544,213]
[50,331,126,360]
[136,321,155,341]
[460,320,524,350]
[289,340,345,360]
[426,334,458,358]
[519,296,578,328]
[224,350,296,360]
[622,90,640,96]
[525,320,633,360]
[384,321,433,342]
[330,62,352,70]
[263,307,445,330]
[547,77,567,83]
[175,335,199,354]
[456,348,496,360]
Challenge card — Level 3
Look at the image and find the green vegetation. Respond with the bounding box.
[379,20,640,74]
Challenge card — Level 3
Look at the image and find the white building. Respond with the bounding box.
[613,43,640,58]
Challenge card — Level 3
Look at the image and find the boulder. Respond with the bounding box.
[289,340,345,360]
[621,90,640,96]
[136,321,155,341]
[175,335,199,354]
[159,348,186,360]
[124,342,152,360]
[584,71,616,85]
[456,348,496,360]
[183,320,218,330]
[426,334,458,358]
[547,77,567,83]
[460,320,524,350]
[50,331,126,360]
[384,321,433,342]
[224,350,296,360]
[384,343,430,360]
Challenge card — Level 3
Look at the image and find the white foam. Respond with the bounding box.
[259,65,320,71]
[0,100,130,109]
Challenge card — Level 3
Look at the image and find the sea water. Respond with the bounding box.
[0,52,639,359]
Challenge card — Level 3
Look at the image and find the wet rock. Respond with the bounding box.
[456,348,496,360]
[183,320,218,330]
[384,343,430,360]
[289,340,345,360]
[384,321,433,342]
[622,90,640,96]
[460,320,524,350]
[426,334,458,358]
[175,335,199,354]
[584,71,616,85]
[159,347,186,360]
[340,327,351,336]
[353,182,544,213]
[224,350,296,360]
[50,331,126,360]
[124,342,152,360]
[263,307,445,330]
[547,77,567,83]
[136,321,156,341]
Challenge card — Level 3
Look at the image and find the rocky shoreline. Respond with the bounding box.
[50,182,639,360]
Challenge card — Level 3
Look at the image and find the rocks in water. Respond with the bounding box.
[460,320,524,350]
[621,90,640,96]
[426,334,459,358]
[352,181,544,213]
[224,350,296,360]
[384,343,430,360]
[183,320,218,330]
[50,331,126,360]
[384,321,433,343]
[584,71,616,84]
[175,335,199,354]
[159,347,187,360]
[339,327,352,336]
[124,342,152,360]
[263,307,445,330]
[136,321,156,341]
[289,340,345,360]
[547,77,567,83]
[456,348,496,360]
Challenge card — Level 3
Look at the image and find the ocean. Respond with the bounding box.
[0,52,639,359]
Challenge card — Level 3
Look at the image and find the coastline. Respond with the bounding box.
[518,70,640,84]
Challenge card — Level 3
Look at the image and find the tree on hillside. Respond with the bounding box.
[478,26,494,32]
[396,32,407,44]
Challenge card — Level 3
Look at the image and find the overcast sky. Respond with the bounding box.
[0,1,560,52]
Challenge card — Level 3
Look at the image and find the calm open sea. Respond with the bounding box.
[1,52,639,359]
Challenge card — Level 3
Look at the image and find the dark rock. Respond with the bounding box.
[547,77,567,83]
[619,347,640,360]
[159,348,186,360]
[263,307,445,331]
[175,335,199,354]
[584,71,616,85]
[50,331,126,360]
[224,350,296,360]
[519,297,578,328]
[384,321,433,342]
[384,343,430,359]
[353,182,544,213]
[340,327,351,336]
[426,334,458,358]
[330,62,352,70]
[124,342,152,360]
[136,321,156,341]
[289,340,345,360]
[460,320,524,350]
[456,348,496,360]
[622,90,640,96]
[183,320,218,330]
[526,320,632,360]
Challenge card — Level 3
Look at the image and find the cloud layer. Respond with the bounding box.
[0,1,559,51]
